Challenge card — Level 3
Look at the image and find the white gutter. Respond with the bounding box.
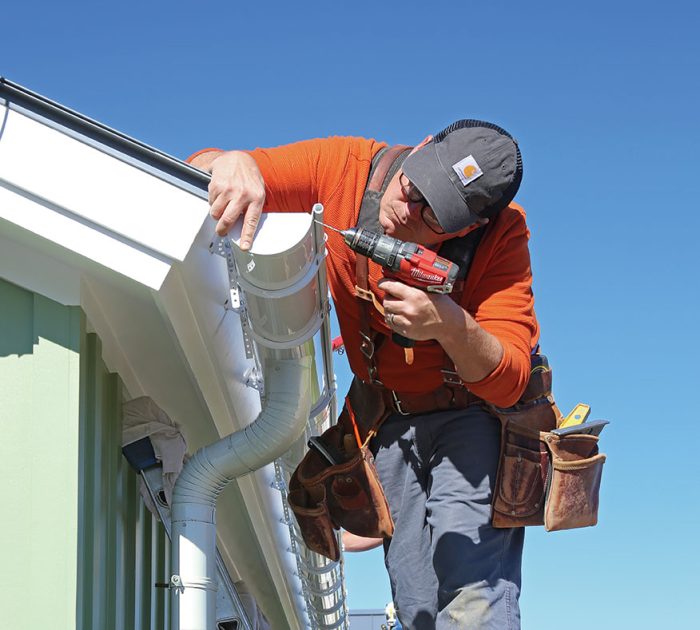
[170,205,344,630]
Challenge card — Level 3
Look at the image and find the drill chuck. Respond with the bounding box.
[342,227,416,272]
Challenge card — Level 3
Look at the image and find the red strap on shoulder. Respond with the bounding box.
[366,145,411,192]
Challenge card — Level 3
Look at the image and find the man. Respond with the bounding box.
[189,121,539,629]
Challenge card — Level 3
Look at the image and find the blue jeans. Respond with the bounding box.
[371,405,524,629]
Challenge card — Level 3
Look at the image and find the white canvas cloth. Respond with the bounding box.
[234,581,271,630]
[122,396,187,512]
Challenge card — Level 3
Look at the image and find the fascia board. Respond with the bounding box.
[0,183,177,289]
[155,254,252,437]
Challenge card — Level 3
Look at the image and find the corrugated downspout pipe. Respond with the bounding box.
[170,207,329,630]
[171,346,313,630]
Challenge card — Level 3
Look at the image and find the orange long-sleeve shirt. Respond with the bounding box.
[192,137,539,407]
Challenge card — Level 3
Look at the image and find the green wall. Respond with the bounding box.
[0,278,169,629]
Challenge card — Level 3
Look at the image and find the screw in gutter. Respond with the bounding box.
[155,574,185,594]
[169,574,185,594]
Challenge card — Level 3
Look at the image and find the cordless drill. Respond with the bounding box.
[320,224,460,348]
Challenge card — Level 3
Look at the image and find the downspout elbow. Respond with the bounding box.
[172,354,314,510]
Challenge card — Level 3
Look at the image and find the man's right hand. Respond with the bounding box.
[191,150,265,250]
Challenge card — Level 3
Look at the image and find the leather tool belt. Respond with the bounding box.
[488,354,606,531]
[381,384,482,417]
[287,381,393,561]
[347,375,483,442]
[287,377,484,560]
[288,354,606,561]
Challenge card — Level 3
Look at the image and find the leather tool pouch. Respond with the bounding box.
[288,379,394,560]
[541,432,606,531]
[288,471,340,560]
[490,355,606,531]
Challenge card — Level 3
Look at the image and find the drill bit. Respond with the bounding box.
[314,220,344,234]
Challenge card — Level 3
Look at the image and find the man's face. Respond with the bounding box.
[379,168,483,247]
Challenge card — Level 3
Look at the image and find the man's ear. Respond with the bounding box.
[409,135,433,155]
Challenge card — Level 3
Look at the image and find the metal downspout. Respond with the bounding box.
[171,346,314,630]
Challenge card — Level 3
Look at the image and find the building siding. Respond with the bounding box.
[0,279,82,628]
[77,333,171,630]
[0,278,169,629]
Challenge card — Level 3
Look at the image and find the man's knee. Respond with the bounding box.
[437,579,521,630]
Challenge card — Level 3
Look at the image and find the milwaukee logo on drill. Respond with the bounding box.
[411,268,443,283]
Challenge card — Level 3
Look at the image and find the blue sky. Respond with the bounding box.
[3,1,699,627]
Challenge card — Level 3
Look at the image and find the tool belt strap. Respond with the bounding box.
[366,144,412,193]
[382,385,483,416]
[355,145,412,383]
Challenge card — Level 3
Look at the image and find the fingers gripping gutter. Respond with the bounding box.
[207,151,266,249]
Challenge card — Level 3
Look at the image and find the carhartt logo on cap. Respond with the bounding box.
[452,155,483,186]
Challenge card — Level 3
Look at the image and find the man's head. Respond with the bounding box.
[403,120,522,233]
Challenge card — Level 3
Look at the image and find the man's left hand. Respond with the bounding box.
[379,279,461,343]
[379,278,504,383]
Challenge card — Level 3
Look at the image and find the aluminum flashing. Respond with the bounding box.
[0,78,209,196]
